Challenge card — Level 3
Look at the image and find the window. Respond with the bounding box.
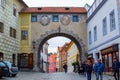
[110,10,116,31]
[21,30,28,40]
[10,27,16,38]
[102,17,107,36]
[94,26,97,41]
[96,53,100,59]
[13,4,17,16]
[65,8,69,10]
[13,29,16,38]
[0,22,4,33]
[1,0,6,8]
[52,15,59,22]
[89,31,92,44]
[31,15,37,22]
[72,15,79,22]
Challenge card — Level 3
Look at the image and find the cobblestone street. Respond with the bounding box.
[0,72,114,80]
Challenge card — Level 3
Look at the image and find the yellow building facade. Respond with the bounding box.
[66,41,79,72]
[18,13,34,69]
[19,7,88,71]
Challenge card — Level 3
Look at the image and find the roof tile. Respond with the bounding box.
[20,7,86,13]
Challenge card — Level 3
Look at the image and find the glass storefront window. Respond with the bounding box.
[116,52,119,59]
[105,55,108,70]
[108,54,112,67]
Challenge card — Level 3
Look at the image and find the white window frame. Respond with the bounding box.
[102,17,107,36]
[94,26,97,41]
[110,10,116,31]
[1,0,6,8]
[89,31,92,44]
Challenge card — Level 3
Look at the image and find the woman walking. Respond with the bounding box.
[85,60,93,80]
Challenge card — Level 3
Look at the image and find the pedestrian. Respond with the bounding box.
[56,68,58,72]
[85,60,93,80]
[78,61,83,74]
[63,63,68,73]
[112,57,120,80]
[94,59,105,80]
[82,61,86,74]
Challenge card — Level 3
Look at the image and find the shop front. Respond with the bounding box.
[101,44,119,72]
[87,54,94,63]
[18,53,33,69]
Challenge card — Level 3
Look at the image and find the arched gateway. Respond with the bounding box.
[19,7,88,71]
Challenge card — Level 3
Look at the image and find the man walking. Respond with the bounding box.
[63,63,68,73]
[94,59,105,80]
[112,58,120,80]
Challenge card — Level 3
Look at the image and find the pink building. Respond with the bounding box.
[48,54,57,73]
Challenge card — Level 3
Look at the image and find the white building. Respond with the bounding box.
[41,42,49,72]
[0,0,27,63]
[87,0,120,72]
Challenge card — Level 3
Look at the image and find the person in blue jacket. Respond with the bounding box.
[94,59,105,80]
[112,58,120,80]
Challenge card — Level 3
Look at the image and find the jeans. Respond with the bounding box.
[113,70,119,80]
[86,71,92,80]
[96,72,103,80]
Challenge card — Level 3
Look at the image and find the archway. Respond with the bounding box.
[34,29,87,71]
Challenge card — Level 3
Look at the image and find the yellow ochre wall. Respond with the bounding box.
[19,13,32,54]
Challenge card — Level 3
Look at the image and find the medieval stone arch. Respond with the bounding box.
[33,28,87,71]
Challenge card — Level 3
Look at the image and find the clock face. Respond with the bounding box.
[39,15,50,26]
[60,15,71,25]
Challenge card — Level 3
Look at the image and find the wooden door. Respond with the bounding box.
[28,53,33,69]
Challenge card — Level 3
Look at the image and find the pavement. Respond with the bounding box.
[0,72,115,80]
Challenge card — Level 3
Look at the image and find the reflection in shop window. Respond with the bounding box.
[108,54,112,67]
[113,52,119,59]
[21,30,28,40]
[116,52,119,59]
[105,55,108,70]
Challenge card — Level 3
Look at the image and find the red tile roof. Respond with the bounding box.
[20,7,87,13]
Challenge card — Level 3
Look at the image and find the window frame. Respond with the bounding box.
[0,22,4,33]
[21,30,28,40]
[13,4,17,17]
[31,15,37,22]
[94,26,97,41]
[10,27,16,38]
[102,17,107,36]
[89,31,92,45]
[109,10,116,31]
[52,15,59,22]
[72,15,79,22]
[1,0,6,8]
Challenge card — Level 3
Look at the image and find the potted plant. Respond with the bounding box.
[72,61,79,72]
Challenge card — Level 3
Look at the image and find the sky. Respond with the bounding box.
[22,0,94,53]
[47,37,71,53]
[23,0,94,7]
